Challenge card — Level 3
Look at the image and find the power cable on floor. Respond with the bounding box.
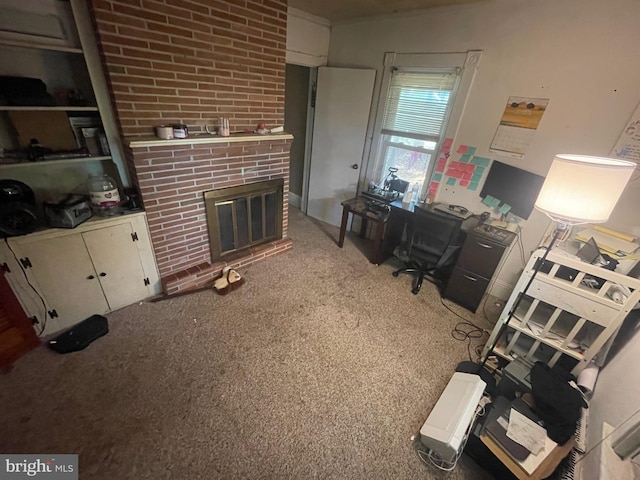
[441,297,487,361]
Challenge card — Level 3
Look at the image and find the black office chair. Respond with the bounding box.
[392,206,464,294]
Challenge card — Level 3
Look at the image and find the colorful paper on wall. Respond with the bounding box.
[460,180,470,187]
[436,157,447,173]
[482,194,495,206]
[466,146,477,156]
[442,137,453,153]
[446,177,457,186]
[468,181,479,191]
[460,154,472,163]
[499,203,512,214]
[457,144,468,154]
[471,156,491,167]
[433,173,442,182]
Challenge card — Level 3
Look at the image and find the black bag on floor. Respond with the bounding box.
[48,315,109,354]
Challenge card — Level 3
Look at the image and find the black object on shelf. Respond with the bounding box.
[0,76,55,106]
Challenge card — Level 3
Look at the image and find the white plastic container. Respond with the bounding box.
[87,173,121,216]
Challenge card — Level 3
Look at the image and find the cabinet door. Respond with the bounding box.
[82,223,149,310]
[17,235,109,328]
[0,268,40,368]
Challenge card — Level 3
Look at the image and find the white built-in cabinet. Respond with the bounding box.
[0,213,160,336]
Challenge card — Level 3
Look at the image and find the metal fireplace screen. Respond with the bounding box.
[204,179,283,260]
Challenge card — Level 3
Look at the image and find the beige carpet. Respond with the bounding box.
[0,206,499,479]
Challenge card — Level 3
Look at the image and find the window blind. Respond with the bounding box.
[382,71,458,142]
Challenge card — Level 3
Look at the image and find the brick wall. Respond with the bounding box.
[131,137,292,293]
[90,0,292,294]
[91,0,287,137]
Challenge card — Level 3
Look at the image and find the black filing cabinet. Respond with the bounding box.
[444,226,516,312]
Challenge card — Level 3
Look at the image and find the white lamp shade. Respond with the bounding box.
[535,154,636,224]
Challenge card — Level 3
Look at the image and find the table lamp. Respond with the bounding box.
[458,154,636,388]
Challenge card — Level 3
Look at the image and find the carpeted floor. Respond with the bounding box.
[0,206,500,479]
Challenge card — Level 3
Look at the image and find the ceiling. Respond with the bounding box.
[287,0,487,22]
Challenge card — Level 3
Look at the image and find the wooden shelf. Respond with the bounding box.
[0,156,112,169]
[0,106,98,111]
[0,39,83,54]
[128,132,294,148]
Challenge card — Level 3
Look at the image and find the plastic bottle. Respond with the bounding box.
[412,183,420,203]
[87,173,121,216]
[402,185,413,204]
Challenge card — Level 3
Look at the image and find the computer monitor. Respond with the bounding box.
[479,161,545,220]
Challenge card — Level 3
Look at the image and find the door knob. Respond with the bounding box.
[351,164,359,170]
[99,272,107,277]
[87,275,95,280]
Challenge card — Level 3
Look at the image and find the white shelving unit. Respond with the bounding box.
[482,248,640,376]
[0,0,128,186]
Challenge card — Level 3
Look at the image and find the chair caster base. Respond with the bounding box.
[411,288,419,295]
[392,271,399,277]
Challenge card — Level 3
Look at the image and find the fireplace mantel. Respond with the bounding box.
[128,132,293,149]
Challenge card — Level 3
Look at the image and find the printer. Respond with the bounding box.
[43,194,92,229]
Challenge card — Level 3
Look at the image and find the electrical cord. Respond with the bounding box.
[574,405,640,467]
[441,297,488,361]
[516,225,527,267]
[4,238,48,335]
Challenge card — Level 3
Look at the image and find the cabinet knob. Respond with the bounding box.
[477,242,493,249]
[87,275,95,280]
[99,272,107,277]
[463,274,478,282]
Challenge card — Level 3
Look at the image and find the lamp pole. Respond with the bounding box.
[477,224,566,374]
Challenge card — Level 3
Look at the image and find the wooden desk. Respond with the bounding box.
[338,197,389,264]
[479,433,574,480]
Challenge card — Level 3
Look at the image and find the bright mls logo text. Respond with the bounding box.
[1,455,77,479]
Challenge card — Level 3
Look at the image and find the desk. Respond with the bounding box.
[338,197,389,264]
[338,198,515,310]
[479,433,574,480]
[474,396,574,480]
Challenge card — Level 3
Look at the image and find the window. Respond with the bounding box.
[377,70,459,192]
[366,51,481,200]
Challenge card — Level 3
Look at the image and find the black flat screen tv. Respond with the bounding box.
[479,161,545,220]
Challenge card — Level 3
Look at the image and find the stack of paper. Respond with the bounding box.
[575,227,638,257]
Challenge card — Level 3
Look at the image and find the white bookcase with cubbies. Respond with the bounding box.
[482,247,640,376]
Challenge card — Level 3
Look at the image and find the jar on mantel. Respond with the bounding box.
[87,173,121,216]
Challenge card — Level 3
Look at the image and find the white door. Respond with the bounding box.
[83,223,149,311]
[17,235,109,329]
[306,67,376,227]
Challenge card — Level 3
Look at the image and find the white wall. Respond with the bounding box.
[583,315,640,479]
[286,7,330,67]
[327,0,640,297]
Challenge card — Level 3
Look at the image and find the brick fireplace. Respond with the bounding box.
[128,136,292,294]
[90,0,293,294]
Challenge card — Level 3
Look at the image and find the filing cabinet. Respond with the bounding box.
[444,227,516,312]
